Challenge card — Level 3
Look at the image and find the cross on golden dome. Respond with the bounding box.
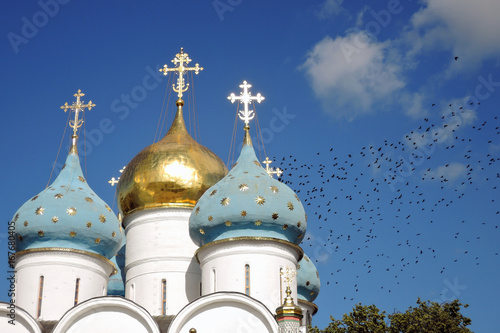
[281,266,297,288]
[159,48,204,99]
[263,157,283,178]
[60,89,96,138]
[108,166,126,186]
[228,80,265,128]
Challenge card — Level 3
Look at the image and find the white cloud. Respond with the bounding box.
[407,0,500,75]
[423,162,467,182]
[300,32,405,120]
[316,0,346,19]
[404,99,477,151]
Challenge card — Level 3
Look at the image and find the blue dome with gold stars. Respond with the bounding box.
[13,148,123,259]
[189,130,307,246]
[297,254,320,302]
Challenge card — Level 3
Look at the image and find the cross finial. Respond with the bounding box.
[60,89,96,138]
[108,166,126,186]
[160,48,204,99]
[228,80,265,128]
[263,157,283,178]
[281,267,297,289]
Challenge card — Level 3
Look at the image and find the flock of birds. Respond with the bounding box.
[269,101,499,303]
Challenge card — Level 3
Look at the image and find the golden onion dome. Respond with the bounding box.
[117,100,228,217]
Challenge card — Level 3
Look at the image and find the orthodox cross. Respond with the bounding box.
[263,157,283,178]
[281,267,297,288]
[227,80,265,127]
[60,89,96,137]
[108,166,126,186]
[159,47,203,98]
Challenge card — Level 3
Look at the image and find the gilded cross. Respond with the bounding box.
[159,48,203,98]
[108,166,126,186]
[281,267,297,288]
[228,81,265,127]
[60,89,95,137]
[263,157,283,178]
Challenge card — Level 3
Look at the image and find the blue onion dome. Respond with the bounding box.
[108,238,126,296]
[13,141,123,259]
[297,254,320,302]
[189,128,307,246]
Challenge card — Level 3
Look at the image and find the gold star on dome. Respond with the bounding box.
[221,197,230,206]
[282,224,288,230]
[199,228,205,235]
[67,207,77,216]
[105,205,112,212]
[272,212,279,220]
[99,214,106,223]
[287,202,294,211]
[210,189,217,196]
[270,186,279,193]
[69,231,76,238]
[85,197,93,203]
[52,216,59,223]
[78,176,86,182]
[239,184,249,191]
[86,222,92,228]
[35,207,45,215]
[23,221,28,227]
[31,195,39,201]
[208,216,213,222]
[241,210,247,217]
[54,193,63,199]
[95,238,101,244]
[255,220,262,226]
[255,196,265,205]
[225,221,232,227]
[38,230,44,237]
[14,214,19,222]
[195,207,200,215]
[112,231,116,238]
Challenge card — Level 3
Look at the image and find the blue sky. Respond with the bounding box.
[1,0,499,331]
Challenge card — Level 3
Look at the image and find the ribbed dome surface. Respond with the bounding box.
[117,103,227,217]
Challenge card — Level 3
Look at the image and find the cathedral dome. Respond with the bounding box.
[297,254,321,302]
[13,147,123,259]
[189,129,307,246]
[117,101,228,217]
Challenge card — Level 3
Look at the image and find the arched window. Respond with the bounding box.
[212,268,217,293]
[161,279,167,315]
[130,283,135,301]
[74,278,80,305]
[245,264,250,296]
[37,276,44,318]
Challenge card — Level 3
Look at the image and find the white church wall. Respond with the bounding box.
[15,249,114,321]
[0,302,43,333]
[196,239,301,313]
[168,292,278,333]
[52,297,160,333]
[124,208,201,316]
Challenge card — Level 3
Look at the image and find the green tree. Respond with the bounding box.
[309,303,388,333]
[309,299,472,333]
[389,298,471,333]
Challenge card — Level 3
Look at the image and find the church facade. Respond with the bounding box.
[2,49,320,333]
